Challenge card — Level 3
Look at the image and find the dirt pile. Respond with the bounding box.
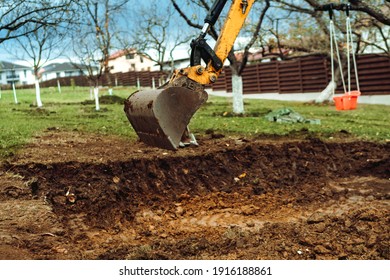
[0,131,389,259]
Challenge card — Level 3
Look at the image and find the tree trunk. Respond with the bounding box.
[231,73,244,114]
[105,71,113,96]
[315,81,336,103]
[57,80,61,94]
[316,58,346,103]
[94,87,100,111]
[35,77,43,107]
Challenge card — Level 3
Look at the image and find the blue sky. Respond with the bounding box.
[0,0,201,65]
[0,0,278,65]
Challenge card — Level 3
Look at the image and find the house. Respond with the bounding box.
[158,46,291,71]
[40,62,97,81]
[108,49,155,73]
[0,61,34,85]
[234,47,291,64]
[161,57,190,71]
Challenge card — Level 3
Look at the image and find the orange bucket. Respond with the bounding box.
[333,91,361,110]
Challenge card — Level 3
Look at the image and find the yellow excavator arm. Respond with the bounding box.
[175,0,255,85]
[124,0,254,150]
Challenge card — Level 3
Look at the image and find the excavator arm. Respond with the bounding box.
[124,0,254,150]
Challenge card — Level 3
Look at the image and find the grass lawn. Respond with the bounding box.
[1,86,389,158]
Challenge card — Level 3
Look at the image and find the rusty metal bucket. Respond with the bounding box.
[124,86,208,150]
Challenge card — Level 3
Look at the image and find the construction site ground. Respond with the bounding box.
[0,129,389,260]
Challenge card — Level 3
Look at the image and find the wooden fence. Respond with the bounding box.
[39,70,168,89]
[39,54,390,96]
[213,54,390,95]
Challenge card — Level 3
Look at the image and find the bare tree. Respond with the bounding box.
[0,0,75,44]
[6,21,70,107]
[171,0,271,114]
[272,0,390,55]
[357,17,390,54]
[71,0,129,110]
[131,1,193,72]
[1,0,77,106]
[270,0,390,102]
[314,0,390,26]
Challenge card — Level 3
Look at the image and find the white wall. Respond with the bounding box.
[19,69,35,84]
[108,54,155,73]
[41,69,94,82]
[0,68,34,85]
[0,72,6,85]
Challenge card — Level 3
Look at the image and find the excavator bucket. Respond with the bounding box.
[124,86,208,150]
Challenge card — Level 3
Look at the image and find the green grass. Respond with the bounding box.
[0,86,389,158]
[0,86,137,157]
[190,97,390,142]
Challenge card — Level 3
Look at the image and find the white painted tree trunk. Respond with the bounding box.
[12,82,18,104]
[57,80,61,94]
[315,81,336,103]
[231,74,244,114]
[94,87,100,111]
[108,88,113,95]
[35,78,43,107]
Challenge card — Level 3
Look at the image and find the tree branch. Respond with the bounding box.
[238,0,271,74]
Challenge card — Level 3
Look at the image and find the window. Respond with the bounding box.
[126,53,135,60]
[65,71,73,77]
[140,56,144,63]
[24,70,27,78]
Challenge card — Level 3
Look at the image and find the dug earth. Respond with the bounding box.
[0,130,389,260]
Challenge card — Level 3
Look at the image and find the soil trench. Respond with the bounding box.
[0,131,389,259]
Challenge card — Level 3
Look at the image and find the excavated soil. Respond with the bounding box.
[0,129,389,260]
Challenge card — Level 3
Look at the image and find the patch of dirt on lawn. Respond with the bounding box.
[0,130,389,260]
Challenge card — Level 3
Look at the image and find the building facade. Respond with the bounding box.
[0,61,34,85]
[40,62,96,81]
[108,49,156,73]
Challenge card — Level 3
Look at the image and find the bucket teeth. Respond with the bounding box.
[124,86,207,150]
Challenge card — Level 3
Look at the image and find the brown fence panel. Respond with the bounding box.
[242,65,260,93]
[300,56,329,93]
[122,71,137,86]
[215,54,390,96]
[278,59,303,93]
[355,54,390,95]
[257,62,279,93]
[211,68,228,91]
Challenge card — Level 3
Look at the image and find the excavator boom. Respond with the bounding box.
[124,0,254,150]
